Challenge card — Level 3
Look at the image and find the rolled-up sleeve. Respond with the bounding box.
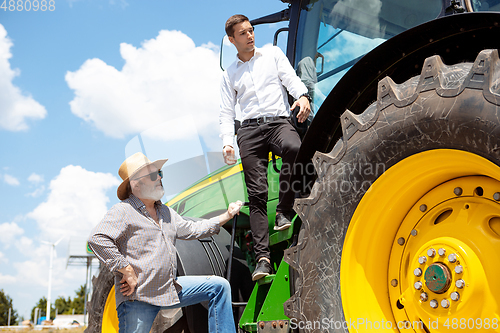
[88,205,130,273]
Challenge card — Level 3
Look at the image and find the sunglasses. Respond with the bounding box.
[133,170,163,182]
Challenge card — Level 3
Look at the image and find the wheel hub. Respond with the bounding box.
[388,175,500,331]
[409,241,469,313]
[424,262,452,294]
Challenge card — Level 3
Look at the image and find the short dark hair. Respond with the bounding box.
[225,14,250,37]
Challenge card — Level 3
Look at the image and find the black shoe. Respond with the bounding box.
[274,212,292,231]
[252,260,272,281]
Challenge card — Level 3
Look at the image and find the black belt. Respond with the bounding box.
[241,116,288,126]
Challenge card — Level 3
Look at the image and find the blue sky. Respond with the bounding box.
[0,0,288,319]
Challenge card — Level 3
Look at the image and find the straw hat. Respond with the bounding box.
[117,152,168,200]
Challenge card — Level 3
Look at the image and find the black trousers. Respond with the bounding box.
[237,118,301,261]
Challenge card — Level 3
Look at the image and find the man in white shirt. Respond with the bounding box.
[219,14,311,280]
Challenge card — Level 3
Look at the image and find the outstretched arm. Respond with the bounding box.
[174,201,244,239]
[218,200,243,226]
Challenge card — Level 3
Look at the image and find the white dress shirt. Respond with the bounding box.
[219,46,308,147]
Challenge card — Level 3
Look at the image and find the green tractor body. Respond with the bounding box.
[167,157,295,332]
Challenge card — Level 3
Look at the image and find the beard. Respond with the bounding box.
[137,180,165,201]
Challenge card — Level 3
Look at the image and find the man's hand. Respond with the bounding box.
[219,200,243,225]
[118,265,138,296]
[291,96,311,123]
[228,200,243,218]
[223,145,237,165]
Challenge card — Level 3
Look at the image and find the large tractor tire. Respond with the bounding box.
[284,50,500,332]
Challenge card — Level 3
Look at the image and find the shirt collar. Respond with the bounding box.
[125,194,162,209]
[236,47,262,66]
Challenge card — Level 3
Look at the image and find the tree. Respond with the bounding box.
[54,296,72,315]
[31,297,55,322]
[32,284,87,322]
[70,285,86,314]
[0,289,18,326]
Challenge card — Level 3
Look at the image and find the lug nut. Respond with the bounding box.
[455,265,463,274]
[438,248,446,256]
[391,279,398,287]
[411,229,418,236]
[494,192,500,201]
[448,253,457,263]
[441,299,450,308]
[420,292,428,302]
[418,256,427,264]
[398,237,405,245]
[414,281,423,290]
[455,279,465,289]
[414,268,422,277]
[451,292,460,301]
[427,248,436,257]
[420,204,427,212]
[430,299,438,309]
[454,187,463,196]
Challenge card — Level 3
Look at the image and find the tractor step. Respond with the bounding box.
[257,274,276,285]
[269,215,298,246]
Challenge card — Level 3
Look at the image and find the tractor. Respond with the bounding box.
[86,0,500,332]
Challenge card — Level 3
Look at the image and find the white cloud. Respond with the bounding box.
[26,185,46,198]
[331,0,385,38]
[26,173,45,197]
[0,24,47,131]
[27,165,120,240]
[0,272,16,284]
[28,173,44,184]
[14,236,35,257]
[0,166,118,316]
[0,222,24,248]
[3,174,20,186]
[321,28,384,65]
[66,30,222,141]
[13,260,47,286]
[341,32,384,58]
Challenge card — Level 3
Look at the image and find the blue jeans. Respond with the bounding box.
[116,275,235,333]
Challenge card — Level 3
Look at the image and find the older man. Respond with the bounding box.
[88,152,241,333]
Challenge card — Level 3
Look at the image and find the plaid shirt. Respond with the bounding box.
[88,194,220,307]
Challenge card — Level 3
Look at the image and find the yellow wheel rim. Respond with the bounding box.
[340,149,500,332]
[102,285,119,332]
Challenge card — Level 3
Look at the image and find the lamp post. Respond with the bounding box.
[41,236,65,322]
